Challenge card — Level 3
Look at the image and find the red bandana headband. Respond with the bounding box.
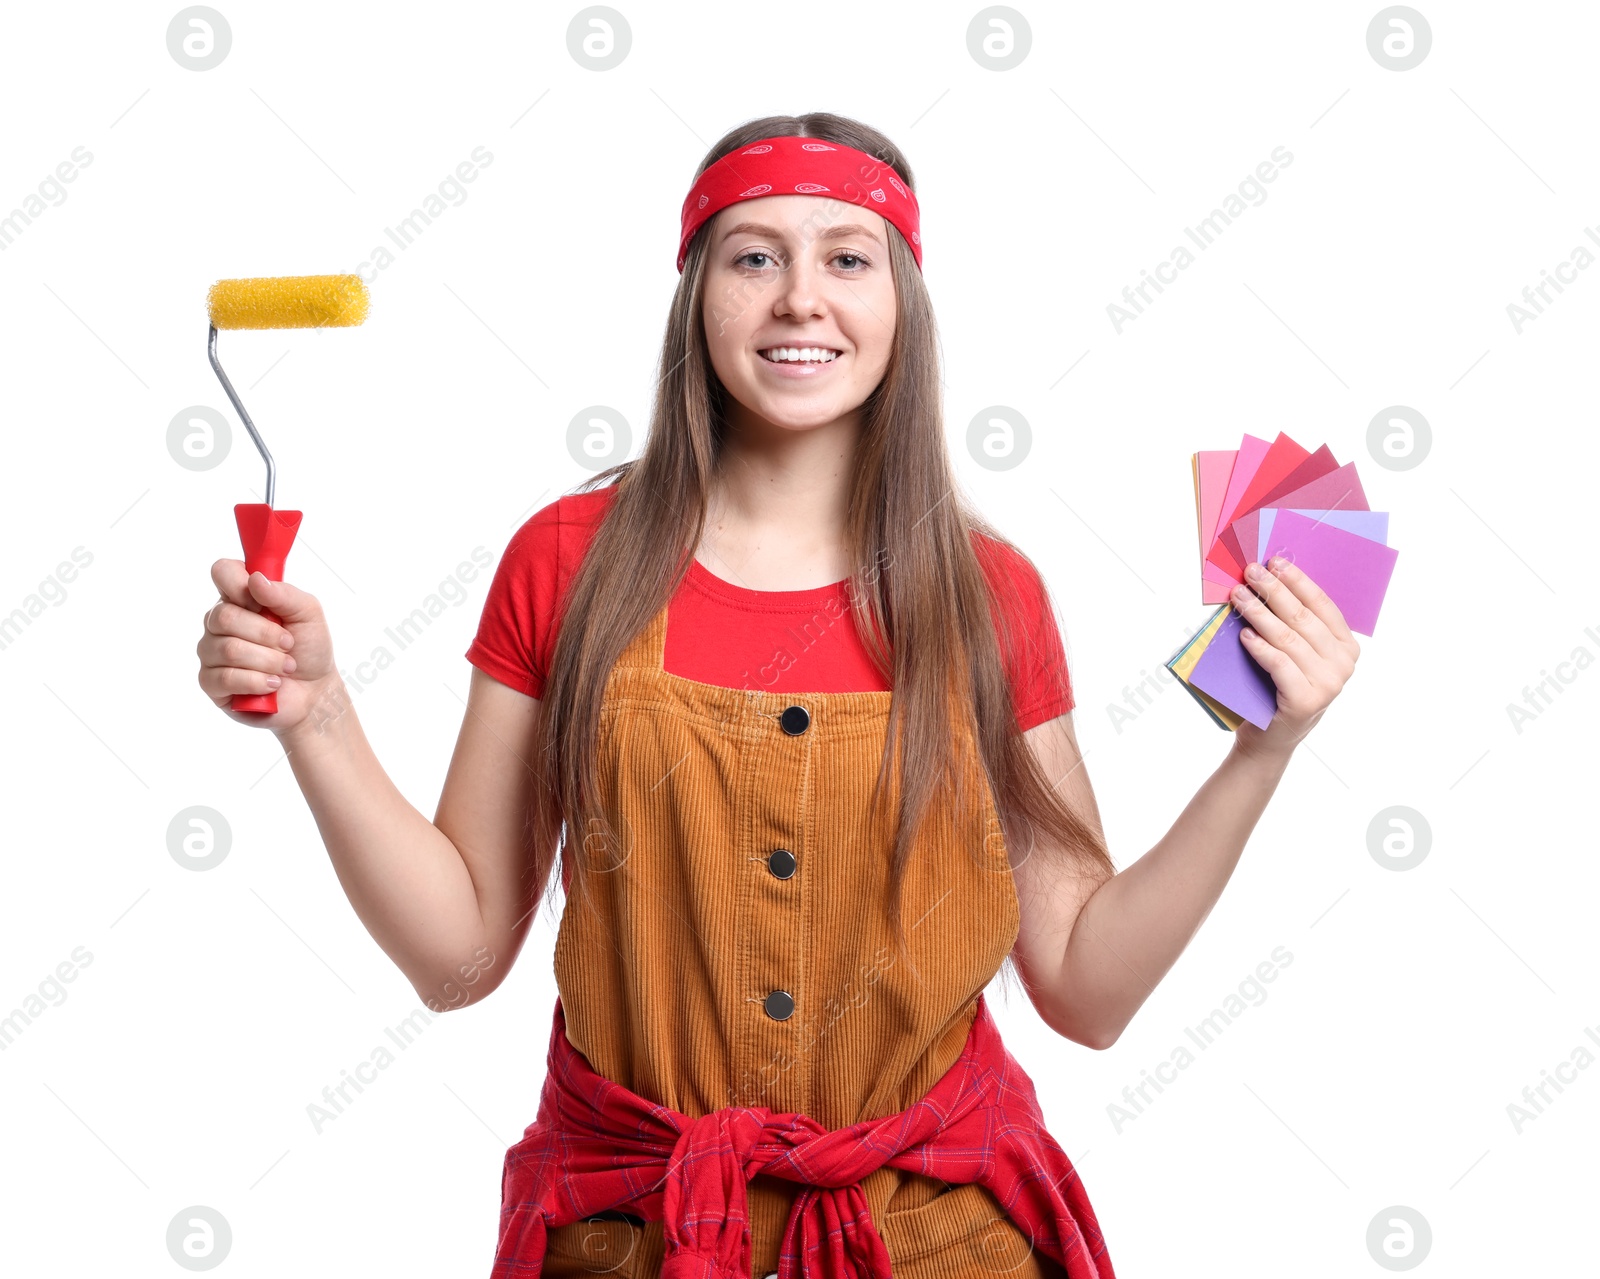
[677,134,923,274]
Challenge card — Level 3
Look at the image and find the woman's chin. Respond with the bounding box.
[757,407,850,435]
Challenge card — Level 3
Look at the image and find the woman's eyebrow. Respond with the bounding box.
[719,221,884,246]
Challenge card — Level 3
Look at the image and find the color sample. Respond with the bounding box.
[1177,434,1398,730]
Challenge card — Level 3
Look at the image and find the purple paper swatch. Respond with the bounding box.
[1188,609,1278,729]
[1261,510,1399,636]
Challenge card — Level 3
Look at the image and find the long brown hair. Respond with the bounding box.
[527,112,1112,996]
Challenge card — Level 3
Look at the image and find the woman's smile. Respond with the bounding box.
[755,345,845,378]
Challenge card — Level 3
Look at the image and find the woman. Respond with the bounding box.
[195,113,1359,1279]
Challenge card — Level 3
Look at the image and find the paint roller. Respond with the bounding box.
[206,273,370,714]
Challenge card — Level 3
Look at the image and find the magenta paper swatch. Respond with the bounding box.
[1260,510,1399,636]
[1271,461,1369,514]
[1214,435,1271,543]
[1258,509,1389,563]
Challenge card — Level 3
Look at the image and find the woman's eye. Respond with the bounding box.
[732,250,871,271]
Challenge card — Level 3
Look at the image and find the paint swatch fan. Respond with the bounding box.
[1166,432,1400,730]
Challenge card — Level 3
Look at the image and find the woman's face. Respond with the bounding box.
[701,195,898,436]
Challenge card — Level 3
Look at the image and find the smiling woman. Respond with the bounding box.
[472,115,1117,1279]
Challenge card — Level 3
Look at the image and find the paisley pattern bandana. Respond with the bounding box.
[677,134,923,273]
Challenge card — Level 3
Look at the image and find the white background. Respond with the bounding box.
[1,1,1593,1275]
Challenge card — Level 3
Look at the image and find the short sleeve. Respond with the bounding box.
[974,537,1076,732]
[464,501,565,698]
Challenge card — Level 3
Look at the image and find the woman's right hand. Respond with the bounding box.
[197,559,340,734]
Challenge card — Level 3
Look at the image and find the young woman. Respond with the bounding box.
[195,113,1360,1279]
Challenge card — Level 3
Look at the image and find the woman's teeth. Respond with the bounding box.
[759,347,840,363]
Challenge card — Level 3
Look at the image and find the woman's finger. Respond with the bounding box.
[196,629,296,678]
[204,598,293,651]
[1262,556,1357,653]
[210,557,258,611]
[1237,621,1313,715]
[197,658,283,704]
[1238,561,1342,662]
[1230,578,1314,678]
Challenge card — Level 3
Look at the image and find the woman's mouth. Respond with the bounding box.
[757,346,843,378]
[758,346,841,364]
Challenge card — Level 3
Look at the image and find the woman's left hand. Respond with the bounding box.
[1230,556,1360,761]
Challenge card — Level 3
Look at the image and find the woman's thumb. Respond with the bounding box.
[246,571,316,621]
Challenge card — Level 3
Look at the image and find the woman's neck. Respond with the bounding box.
[698,414,860,591]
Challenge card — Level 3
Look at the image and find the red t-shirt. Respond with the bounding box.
[465,487,1074,731]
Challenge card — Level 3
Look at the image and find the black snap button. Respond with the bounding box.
[764,989,795,1020]
[780,705,810,735]
[767,848,796,879]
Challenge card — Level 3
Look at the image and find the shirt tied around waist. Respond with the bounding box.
[491,993,1115,1279]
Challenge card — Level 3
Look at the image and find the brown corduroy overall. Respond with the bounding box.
[542,599,1067,1279]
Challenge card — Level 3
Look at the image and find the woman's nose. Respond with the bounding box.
[773,258,824,315]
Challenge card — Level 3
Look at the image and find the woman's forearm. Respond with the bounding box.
[274,678,489,1007]
[1054,741,1294,1047]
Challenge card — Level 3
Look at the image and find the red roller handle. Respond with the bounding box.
[232,503,303,715]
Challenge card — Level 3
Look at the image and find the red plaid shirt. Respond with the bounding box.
[491,993,1116,1279]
